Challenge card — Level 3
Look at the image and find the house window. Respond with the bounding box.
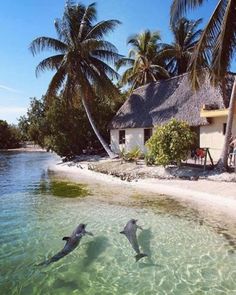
[144,128,152,143]
[119,130,125,144]
[223,123,227,135]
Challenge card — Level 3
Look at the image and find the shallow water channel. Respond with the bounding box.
[0,152,236,295]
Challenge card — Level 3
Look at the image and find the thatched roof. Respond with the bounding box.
[109,73,235,129]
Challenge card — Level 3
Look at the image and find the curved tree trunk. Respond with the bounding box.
[81,97,118,159]
[216,76,236,171]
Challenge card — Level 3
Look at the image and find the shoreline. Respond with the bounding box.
[0,147,46,152]
[49,160,236,222]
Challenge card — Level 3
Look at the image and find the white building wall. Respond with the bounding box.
[111,116,236,161]
[200,115,236,161]
[110,128,151,154]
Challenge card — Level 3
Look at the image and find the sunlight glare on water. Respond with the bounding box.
[0,152,236,295]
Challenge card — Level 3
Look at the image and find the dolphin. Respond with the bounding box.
[38,223,93,266]
[120,219,147,262]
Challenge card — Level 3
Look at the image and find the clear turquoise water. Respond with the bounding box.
[0,152,236,295]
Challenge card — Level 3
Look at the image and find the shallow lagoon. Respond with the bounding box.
[0,152,236,295]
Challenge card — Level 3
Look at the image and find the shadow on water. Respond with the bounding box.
[82,236,110,268]
[138,228,161,268]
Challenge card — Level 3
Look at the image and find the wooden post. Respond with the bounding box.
[207,148,214,167]
[203,148,207,171]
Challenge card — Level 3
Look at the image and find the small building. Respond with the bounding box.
[109,73,236,161]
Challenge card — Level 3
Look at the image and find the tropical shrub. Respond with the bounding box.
[18,93,126,158]
[0,120,21,149]
[146,119,196,166]
[121,146,143,162]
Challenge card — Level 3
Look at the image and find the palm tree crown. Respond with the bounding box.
[160,17,203,75]
[30,1,122,158]
[171,0,236,87]
[30,1,121,102]
[117,30,169,90]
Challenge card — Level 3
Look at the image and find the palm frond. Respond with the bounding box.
[211,0,236,82]
[150,64,170,78]
[29,37,67,56]
[119,67,134,86]
[81,39,118,54]
[188,0,226,89]
[54,18,71,44]
[89,57,120,80]
[35,54,64,77]
[46,66,66,99]
[85,20,121,40]
[116,57,134,70]
[91,49,123,64]
[171,0,206,24]
[78,2,97,40]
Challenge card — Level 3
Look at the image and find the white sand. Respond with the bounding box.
[50,161,236,221]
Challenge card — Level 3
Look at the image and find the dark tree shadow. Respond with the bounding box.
[82,236,110,268]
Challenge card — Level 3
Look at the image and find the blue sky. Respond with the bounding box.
[0,0,234,124]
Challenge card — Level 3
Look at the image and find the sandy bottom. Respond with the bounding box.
[49,162,236,228]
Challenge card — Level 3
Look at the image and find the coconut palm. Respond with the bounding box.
[160,17,203,75]
[117,30,170,90]
[171,0,236,170]
[29,1,122,158]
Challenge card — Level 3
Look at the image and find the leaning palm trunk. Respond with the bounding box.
[216,76,236,171]
[81,97,118,159]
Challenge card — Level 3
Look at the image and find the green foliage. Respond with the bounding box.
[160,17,203,75]
[146,119,196,166]
[0,120,21,149]
[18,92,126,158]
[18,98,48,148]
[120,146,143,162]
[117,30,169,90]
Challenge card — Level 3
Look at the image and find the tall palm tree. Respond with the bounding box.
[117,30,170,90]
[171,0,236,170]
[29,1,122,158]
[160,17,203,75]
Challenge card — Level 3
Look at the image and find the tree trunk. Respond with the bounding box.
[216,76,236,171]
[81,97,118,159]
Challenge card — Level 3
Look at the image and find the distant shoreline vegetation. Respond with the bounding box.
[0,120,22,149]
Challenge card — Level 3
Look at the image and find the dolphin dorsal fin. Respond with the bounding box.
[62,236,70,241]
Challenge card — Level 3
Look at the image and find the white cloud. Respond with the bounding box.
[0,106,27,124]
[0,84,21,94]
[0,106,27,114]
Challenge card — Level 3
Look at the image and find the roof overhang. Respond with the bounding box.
[200,106,236,118]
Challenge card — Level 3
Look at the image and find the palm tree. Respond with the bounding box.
[171,0,236,170]
[160,17,203,75]
[29,1,122,158]
[117,30,170,90]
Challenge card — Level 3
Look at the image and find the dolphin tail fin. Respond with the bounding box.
[135,253,148,262]
[37,259,51,266]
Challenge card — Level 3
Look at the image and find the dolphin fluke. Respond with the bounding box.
[135,253,148,262]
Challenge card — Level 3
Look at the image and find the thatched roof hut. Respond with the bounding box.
[109,73,234,129]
